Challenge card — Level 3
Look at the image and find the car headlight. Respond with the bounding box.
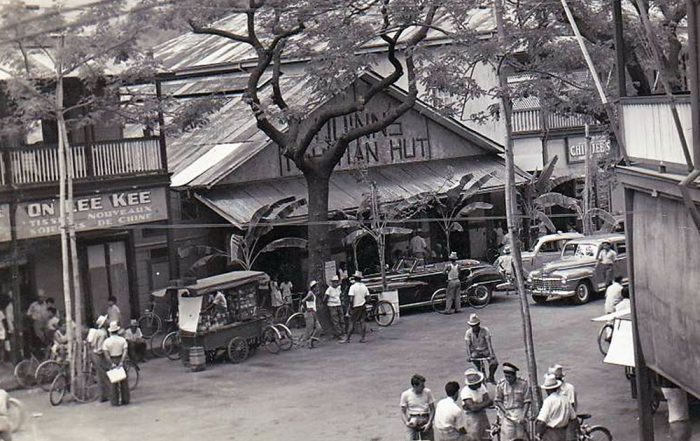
[527,274,533,283]
[561,276,568,284]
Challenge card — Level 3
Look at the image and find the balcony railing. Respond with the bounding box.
[620,95,693,166]
[512,108,591,134]
[1,137,164,187]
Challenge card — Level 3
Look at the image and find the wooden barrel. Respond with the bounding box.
[189,346,206,372]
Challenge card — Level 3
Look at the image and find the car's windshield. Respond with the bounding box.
[562,243,598,258]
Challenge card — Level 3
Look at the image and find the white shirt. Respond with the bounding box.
[433,397,466,438]
[102,334,128,357]
[400,388,435,415]
[348,282,369,308]
[89,328,108,353]
[270,282,283,307]
[559,381,576,407]
[537,391,576,428]
[615,298,630,312]
[446,262,460,281]
[598,249,617,265]
[27,301,48,322]
[213,291,228,309]
[280,282,293,298]
[410,236,428,254]
[0,390,8,417]
[325,286,342,307]
[304,292,317,312]
[125,328,143,341]
[604,282,624,314]
[106,304,121,324]
[460,384,488,408]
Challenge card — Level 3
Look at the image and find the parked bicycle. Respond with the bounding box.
[48,347,99,406]
[575,413,612,441]
[14,347,51,388]
[431,285,491,314]
[597,322,614,356]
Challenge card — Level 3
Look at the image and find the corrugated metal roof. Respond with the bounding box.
[195,156,526,227]
[155,8,495,73]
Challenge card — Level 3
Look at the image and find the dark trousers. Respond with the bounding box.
[327,306,345,337]
[602,264,614,286]
[109,356,130,406]
[91,352,110,401]
[128,340,147,362]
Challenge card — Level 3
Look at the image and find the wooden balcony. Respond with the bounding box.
[512,107,591,135]
[0,137,164,188]
[620,95,693,166]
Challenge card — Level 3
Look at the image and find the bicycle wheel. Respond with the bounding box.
[8,398,27,433]
[262,325,281,354]
[373,300,396,327]
[430,288,449,314]
[49,373,67,406]
[597,324,614,356]
[35,360,62,392]
[274,304,294,323]
[14,359,37,389]
[274,324,293,351]
[285,312,306,341]
[138,313,162,338]
[125,361,140,391]
[73,371,99,403]
[587,426,613,441]
[162,331,181,361]
[150,332,166,358]
[466,285,492,309]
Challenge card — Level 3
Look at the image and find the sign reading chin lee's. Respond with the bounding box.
[14,187,168,240]
[567,135,612,164]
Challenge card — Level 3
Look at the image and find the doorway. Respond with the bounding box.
[84,241,131,325]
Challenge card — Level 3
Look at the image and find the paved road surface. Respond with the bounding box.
[9,294,679,440]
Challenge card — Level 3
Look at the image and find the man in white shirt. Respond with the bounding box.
[26,289,49,347]
[88,315,110,402]
[596,242,617,286]
[280,280,293,305]
[444,252,462,314]
[106,296,121,327]
[410,233,428,260]
[434,381,467,441]
[125,319,147,363]
[301,281,321,347]
[604,276,624,314]
[548,364,577,441]
[400,374,436,440]
[536,374,576,441]
[102,321,129,406]
[324,276,344,339]
[340,272,370,344]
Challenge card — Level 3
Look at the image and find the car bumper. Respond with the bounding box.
[530,288,576,298]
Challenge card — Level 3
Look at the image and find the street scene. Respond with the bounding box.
[0,1,699,441]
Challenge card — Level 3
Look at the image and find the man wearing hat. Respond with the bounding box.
[341,271,370,343]
[460,368,492,441]
[464,313,498,384]
[87,315,110,402]
[548,364,577,441]
[324,275,345,339]
[102,321,130,406]
[125,319,147,363]
[595,241,617,286]
[536,374,576,441]
[495,363,532,441]
[301,281,322,347]
[443,252,462,314]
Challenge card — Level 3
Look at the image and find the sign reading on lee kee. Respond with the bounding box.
[567,135,612,164]
[0,204,10,242]
[14,187,168,240]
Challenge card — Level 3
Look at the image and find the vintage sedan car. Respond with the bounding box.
[362,258,505,310]
[527,233,628,304]
[496,232,584,283]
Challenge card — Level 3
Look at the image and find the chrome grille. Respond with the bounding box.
[531,277,563,291]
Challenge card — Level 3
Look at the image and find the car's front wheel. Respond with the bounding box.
[531,295,548,304]
[572,281,592,305]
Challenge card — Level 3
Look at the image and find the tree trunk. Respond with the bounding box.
[444,227,452,255]
[305,171,332,332]
[378,234,387,291]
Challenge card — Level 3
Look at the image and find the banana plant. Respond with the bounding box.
[182,196,308,274]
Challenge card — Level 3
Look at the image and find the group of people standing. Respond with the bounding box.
[400,362,579,441]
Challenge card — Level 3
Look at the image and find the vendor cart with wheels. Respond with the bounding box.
[164,271,281,364]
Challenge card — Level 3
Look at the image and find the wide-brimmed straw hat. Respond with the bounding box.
[541,373,562,390]
[464,368,485,386]
[548,364,565,377]
[108,321,121,333]
[449,252,458,260]
[353,271,363,279]
[95,315,107,327]
[467,313,481,326]
[309,280,318,289]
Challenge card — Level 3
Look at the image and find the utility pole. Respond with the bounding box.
[583,124,592,235]
[493,0,542,411]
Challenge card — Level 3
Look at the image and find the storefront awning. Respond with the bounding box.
[195,156,526,228]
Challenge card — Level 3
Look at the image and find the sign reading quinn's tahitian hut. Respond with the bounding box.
[12,187,168,240]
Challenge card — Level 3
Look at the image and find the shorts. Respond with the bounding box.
[350,305,367,322]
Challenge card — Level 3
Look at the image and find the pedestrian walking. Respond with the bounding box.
[434,381,467,441]
[324,276,344,339]
[595,241,616,286]
[444,252,461,314]
[87,315,110,402]
[460,368,492,441]
[106,296,121,327]
[0,388,12,441]
[495,362,532,441]
[340,271,370,344]
[400,374,435,440]
[535,374,576,441]
[301,281,321,348]
[464,313,498,384]
[124,319,147,363]
[603,276,624,314]
[103,321,129,406]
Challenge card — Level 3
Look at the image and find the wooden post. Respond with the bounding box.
[583,124,592,234]
[613,0,627,98]
[493,0,542,411]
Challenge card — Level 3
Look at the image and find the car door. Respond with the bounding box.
[612,240,628,283]
[536,239,564,268]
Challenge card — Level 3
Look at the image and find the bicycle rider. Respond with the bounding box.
[464,313,498,384]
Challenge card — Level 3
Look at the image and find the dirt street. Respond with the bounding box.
[8,294,678,440]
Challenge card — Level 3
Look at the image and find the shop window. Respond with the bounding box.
[142,221,167,239]
[86,241,131,323]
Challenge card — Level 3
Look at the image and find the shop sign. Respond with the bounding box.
[0,204,10,242]
[14,187,168,240]
[567,135,612,164]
